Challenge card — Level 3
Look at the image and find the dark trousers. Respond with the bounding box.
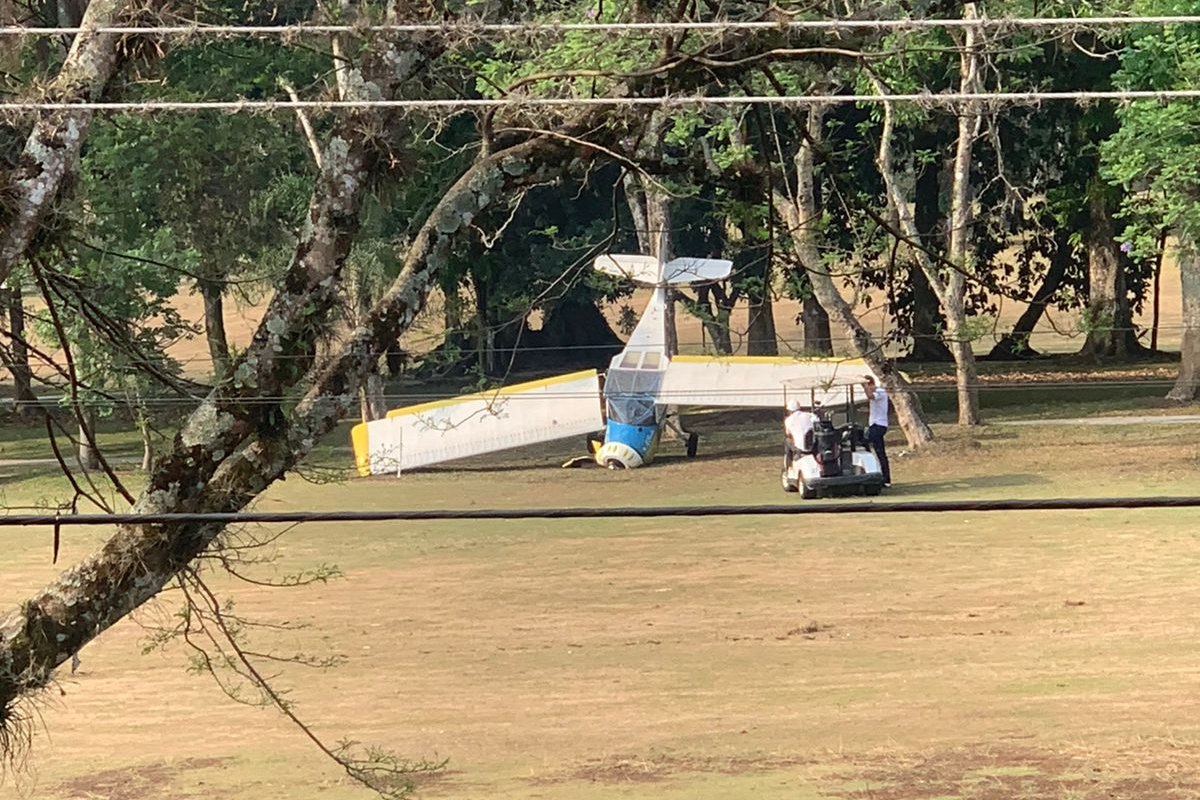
[867,424,890,483]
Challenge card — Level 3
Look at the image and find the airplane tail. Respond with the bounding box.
[594,254,732,287]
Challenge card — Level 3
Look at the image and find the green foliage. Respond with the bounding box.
[82,40,324,291]
[31,244,190,419]
[1103,8,1200,249]
[468,1,658,99]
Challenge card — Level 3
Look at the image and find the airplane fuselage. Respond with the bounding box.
[594,417,663,468]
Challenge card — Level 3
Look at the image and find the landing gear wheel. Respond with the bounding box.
[686,432,699,459]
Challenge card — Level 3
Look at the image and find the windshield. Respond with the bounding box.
[603,367,662,426]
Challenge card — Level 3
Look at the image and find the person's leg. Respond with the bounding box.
[868,424,891,484]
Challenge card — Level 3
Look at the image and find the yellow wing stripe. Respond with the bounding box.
[384,369,599,419]
[671,355,869,367]
[671,355,900,382]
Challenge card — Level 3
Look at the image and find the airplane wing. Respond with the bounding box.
[351,370,604,476]
[656,356,877,408]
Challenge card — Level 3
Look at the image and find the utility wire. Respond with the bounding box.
[7,90,1200,112]
[1,326,1192,367]
[3,16,1200,36]
[1,380,1190,409]
[3,496,1200,526]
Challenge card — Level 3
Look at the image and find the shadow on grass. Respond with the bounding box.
[887,472,1048,494]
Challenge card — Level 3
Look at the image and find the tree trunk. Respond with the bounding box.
[3,285,37,414]
[1079,182,1124,359]
[746,294,778,355]
[359,367,387,423]
[443,285,463,333]
[704,315,734,354]
[746,248,778,356]
[776,104,934,449]
[199,280,232,381]
[941,4,982,425]
[78,409,99,471]
[800,294,833,355]
[57,0,83,26]
[648,189,678,356]
[0,0,131,287]
[623,172,653,254]
[1167,241,1200,402]
[908,265,954,361]
[138,410,153,472]
[909,143,953,362]
[989,228,1072,359]
[871,4,981,425]
[0,2,20,74]
[468,271,496,375]
[695,286,735,354]
[944,302,981,425]
[622,115,678,355]
[1151,230,1167,352]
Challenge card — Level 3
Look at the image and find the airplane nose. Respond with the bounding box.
[595,441,644,469]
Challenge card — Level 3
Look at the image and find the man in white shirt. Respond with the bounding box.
[862,376,891,487]
[784,398,815,456]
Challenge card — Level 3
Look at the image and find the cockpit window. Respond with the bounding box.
[640,351,662,370]
[604,367,663,426]
[619,351,640,369]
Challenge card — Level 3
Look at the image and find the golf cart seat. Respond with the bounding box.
[842,422,868,451]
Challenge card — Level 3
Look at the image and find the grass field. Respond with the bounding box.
[2,413,1200,800]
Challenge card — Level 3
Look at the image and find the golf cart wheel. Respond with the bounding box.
[686,432,699,459]
[800,484,818,500]
[864,484,882,497]
[781,472,799,493]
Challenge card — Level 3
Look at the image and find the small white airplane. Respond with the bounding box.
[351,252,879,475]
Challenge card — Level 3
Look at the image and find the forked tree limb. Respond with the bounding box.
[0,32,441,730]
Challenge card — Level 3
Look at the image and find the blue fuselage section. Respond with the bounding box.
[603,419,661,462]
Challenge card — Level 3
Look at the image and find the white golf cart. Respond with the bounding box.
[780,381,885,499]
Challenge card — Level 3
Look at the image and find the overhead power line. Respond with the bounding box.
[3,16,1200,36]
[4,496,1200,526]
[0,378,1186,409]
[6,90,1200,112]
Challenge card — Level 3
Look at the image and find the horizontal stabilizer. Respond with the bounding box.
[594,254,660,284]
[351,371,604,476]
[594,254,732,286]
[657,356,877,408]
[661,257,732,285]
